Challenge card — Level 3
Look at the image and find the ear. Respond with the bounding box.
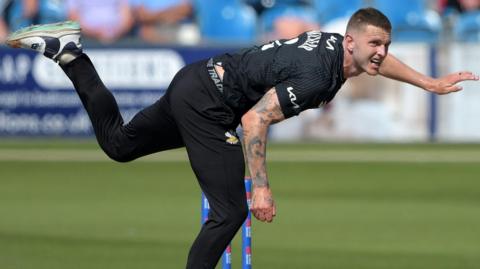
[344,34,355,53]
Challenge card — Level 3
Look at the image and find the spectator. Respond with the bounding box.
[439,0,480,41]
[130,0,195,44]
[245,0,311,15]
[66,0,134,43]
[255,0,319,40]
[0,17,7,43]
[6,0,38,31]
[459,0,480,11]
[439,0,480,14]
[0,0,10,43]
[2,0,66,35]
[271,15,319,39]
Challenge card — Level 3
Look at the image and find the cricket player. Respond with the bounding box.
[5,7,478,269]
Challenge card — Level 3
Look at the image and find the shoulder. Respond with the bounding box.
[320,32,344,53]
[312,32,344,73]
[294,31,343,61]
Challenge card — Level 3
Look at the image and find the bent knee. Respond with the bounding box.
[102,146,136,163]
[108,153,135,163]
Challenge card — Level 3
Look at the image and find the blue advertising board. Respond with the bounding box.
[0,46,233,136]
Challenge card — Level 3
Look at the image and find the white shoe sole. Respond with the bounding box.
[6,21,81,48]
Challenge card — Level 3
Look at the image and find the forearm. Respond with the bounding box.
[242,117,269,188]
[242,88,284,222]
[159,3,192,23]
[136,4,191,24]
[241,88,285,188]
[23,0,38,18]
[117,4,134,36]
[379,54,434,91]
[380,54,479,94]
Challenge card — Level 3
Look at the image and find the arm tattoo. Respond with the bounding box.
[253,89,284,124]
[243,88,284,188]
[249,136,265,158]
[254,171,269,187]
[247,136,268,187]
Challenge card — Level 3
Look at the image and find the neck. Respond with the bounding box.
[342,39,363,79]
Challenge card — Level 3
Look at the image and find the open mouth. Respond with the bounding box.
[370,58,382,69]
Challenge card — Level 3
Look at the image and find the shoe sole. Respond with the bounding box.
[6,21,81,48]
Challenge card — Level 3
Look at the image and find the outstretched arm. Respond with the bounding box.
[241,88,285,223]
[379,54,479,94]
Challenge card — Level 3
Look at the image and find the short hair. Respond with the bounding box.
[346,8,391,34]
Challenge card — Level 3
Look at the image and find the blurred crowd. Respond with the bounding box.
[1,0,480,45]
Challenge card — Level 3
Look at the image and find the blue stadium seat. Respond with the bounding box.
[454,11,480,42]
[373,0,441,43]
[312,0,363,25]
[193,0,258,44]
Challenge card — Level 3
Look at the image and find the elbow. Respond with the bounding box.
[241,110,265,128]
[241,110,256,126]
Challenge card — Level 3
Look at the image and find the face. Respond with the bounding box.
[348,25,391,76]
[459,0,480,11]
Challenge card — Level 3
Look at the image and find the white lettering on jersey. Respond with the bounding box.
[261,42,275,51]
[284,38,299,45]
[298,31,322,51]
[261,37,299,51]
[287,87,300,109]
[326,35,338,51]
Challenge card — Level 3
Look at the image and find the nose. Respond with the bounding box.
[376,45,387,57]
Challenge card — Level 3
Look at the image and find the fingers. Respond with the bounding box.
[437,71,479,94]
[252,209,273,222]
[456,71,479,82]
[438,85,463,95]
[250,187,276,223]
[251,206,275,223]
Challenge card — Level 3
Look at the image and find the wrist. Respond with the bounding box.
[253,184,270,189]
[420,77,436,92]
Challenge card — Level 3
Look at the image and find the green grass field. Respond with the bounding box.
[1,140,480,269]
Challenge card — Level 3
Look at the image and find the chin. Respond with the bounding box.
[366,69,380,76]
[363,63,381,76]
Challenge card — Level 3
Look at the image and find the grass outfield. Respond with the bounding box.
[1,140,480,268]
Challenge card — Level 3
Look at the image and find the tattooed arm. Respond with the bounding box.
[241,88,285,223]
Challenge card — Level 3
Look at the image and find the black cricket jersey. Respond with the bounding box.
[213,30,346,119]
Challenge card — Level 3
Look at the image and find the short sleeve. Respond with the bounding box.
[275,70,333,118]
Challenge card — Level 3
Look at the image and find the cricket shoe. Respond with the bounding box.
[6,21,82,65]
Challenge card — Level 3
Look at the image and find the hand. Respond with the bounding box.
[251,186,276,223]
[428,71,479,95]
